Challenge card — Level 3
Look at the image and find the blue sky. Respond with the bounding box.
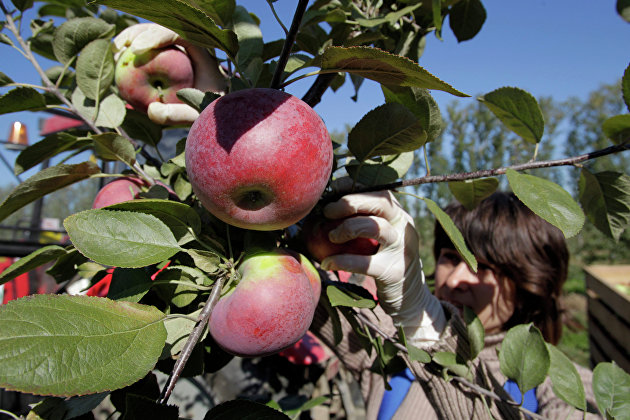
[0,0,628,186]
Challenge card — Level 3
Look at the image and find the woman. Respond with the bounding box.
[310,190,600,419]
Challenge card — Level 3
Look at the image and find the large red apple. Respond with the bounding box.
[303,216,380,263]
[208,248,318,357]
[114,46,194,113]
[185,88,333,231]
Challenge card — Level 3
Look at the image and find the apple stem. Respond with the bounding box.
[270,0,309,89]
[157,274,225,405]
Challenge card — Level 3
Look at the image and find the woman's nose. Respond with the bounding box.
[444,261,478,290]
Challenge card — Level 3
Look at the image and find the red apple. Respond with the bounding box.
[303,217,380,263]
[114,46,194,113]
[297,252,321,303]
[185,88,333,231]
[208,248,318,357]
[92,177,145,209]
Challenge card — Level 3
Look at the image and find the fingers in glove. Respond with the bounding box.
[324,190,403,224]
[320,253,372,275]
[185,45,227,94]
[328,215,398,248]
[148,102,200,125]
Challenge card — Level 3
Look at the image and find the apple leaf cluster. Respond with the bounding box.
[0,0,629,419]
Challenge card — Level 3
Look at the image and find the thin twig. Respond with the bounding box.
[302,73,337,107]
[157,275,225,405]
[270,0,309,89]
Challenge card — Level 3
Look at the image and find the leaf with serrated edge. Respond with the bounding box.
[52,17,115,64]
[507,169,585,238]
[0,87,47,115]
[0,245,66,286]
[448,178,499,210]
[327,284,376,309]
[479,87,544,144]
[64,209,182,268]
[499,324,550,394]
[161,308,204,359]
[0,294,166,396]
[92,133,136,166]
[348,103,427,161]
[76,39,114,100]
[96,0,238,57]
[15,132,88,175]
[346,152,414,186]
[94,94,126,128]
[546,344,587,411]
[315,46,468,97]
[0,162,100,223]
[579,170,630,241]
[422,197,477,272]
[592,362,630,420]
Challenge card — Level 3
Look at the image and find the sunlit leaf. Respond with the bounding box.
[94,93,126,128]
[348,103,427,161]
[76,39,114,100]
[355,3,423,27]
[546,344,587,411]
[0,162,100,223]
[314,46,468,97]
[463,306,484,360]
[0,87,47,114]
[0,245,67,286]
[448,178,499,210]
[64,209,182,268]
[479,87,544,144]
[346,152,414,186]
[52,17,115,64]
[0,294,166,396]
[15,132,89,175]
[602,114,630,144]
[592,362,630,420]
[422,197,477,272]
[506,169,585,238]
[91,132,136,166]
[499,324,550,394]
[579,169,630,241]
[381,85,444,142]
[327,283,376,309]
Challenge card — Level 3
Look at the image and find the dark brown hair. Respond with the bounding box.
[433,192,569,344]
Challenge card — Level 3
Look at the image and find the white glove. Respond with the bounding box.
[320,189,446,346]
[113,23,227,125]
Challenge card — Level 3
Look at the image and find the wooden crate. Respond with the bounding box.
[583,265,630,373]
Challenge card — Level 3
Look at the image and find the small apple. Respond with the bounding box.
[208,248,318,357]
[92,177,145,209]
[185,88,333,231]
[114,46,194,113]
[303,217,380,263]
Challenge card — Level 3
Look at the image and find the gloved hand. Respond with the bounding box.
[320,189,446,346]
[113,23,227,125]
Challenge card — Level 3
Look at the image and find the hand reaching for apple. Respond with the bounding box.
[320,189,447,346]
[113,23,227,125]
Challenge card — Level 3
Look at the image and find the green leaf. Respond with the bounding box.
[0,162,100,223]
[91,133,136,165]
[449,0,486,42]
[120,108,163,148]
[448,178,499,210]
[617,0,630,23]
[623,62,630,111]
[0,294,166,396]
[107,267,153,302]
[96,0,239,58]
[0,87,47,114]
[10,0,34,11]
[479,87,544,144]
[355,3,423,28]
[381,85,444,142]
[176,88,220,112]
[592,362,630,420]
[546,344,587,411]
[348,103,427,161]
[64,209,182,268]
[76,39,114,100]
[579,170,630,241]
[422,197,477,272]
[0,71,14,86]
[46,249,88,283]
[499,324,550,394]
[397,325,431,363]
[315,46,468,97]
[326,283,377,309]
[182,0,234,27]
[105,199,202,246]
[153,266,202,308]
[433,351,458,367]
[122,394,179,420]
[161,308,204,359]
[29,393,108,420]
[507,169,585,238]
[186,249,221,273]
[233,5,263,81]
[0,245,67,286]
[94,93,126,128]
[602,114,630,144]
[15,132,89,175]
[52,17,115,65]
[463,306,484,360]
[346,152,414,186]
[203,400,290,420]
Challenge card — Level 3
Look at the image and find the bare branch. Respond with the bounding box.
[270,0,309,89]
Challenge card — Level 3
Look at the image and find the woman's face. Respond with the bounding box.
[434,248,516,334]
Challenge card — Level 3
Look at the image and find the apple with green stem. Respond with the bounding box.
[114,46,194,113]
[208,248,318,357]
[303,216,380,263]
[185,88,333,231]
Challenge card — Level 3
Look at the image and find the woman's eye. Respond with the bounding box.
[478,262,494,272]
[439,250,461,263]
